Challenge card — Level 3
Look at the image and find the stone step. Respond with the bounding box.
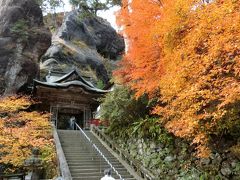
[70,167,129,172]
[58,130,137,180]
[64,151,112,155]
[63,148,110,151]
[65,156,116,160]
[66,158,115,163]
[61,146,96,149]
[72,176,136,180]
[69,165,125,170]
[61,141,107,145]
[72,178,135,180]
[66,157,115,161]
[65,154,112,157]
[67,163,122,168]
[60,148,89,151]
[69,164,124,169]
[72,176,135,179]
[67,161,122,166]
[71,172,133,179]
[71,172,133,178]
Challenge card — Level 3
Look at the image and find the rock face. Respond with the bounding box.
[0,0,51,94]
[42,10,125,85]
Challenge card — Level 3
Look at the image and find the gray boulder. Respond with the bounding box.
[0,0,51,94]
[221,161,232,177]
[42,10,125,85]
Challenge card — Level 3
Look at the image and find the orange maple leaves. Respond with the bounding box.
[116,0,240,157]
[115,0,163,97]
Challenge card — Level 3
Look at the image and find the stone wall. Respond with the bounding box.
[115,137,240,179]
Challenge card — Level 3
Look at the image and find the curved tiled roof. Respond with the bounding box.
[34,69,109,94]
[51,70,95,88]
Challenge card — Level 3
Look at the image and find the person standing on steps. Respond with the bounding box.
[69,116,76,130]
[101,169,115,180]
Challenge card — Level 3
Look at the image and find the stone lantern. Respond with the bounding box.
[25,147,42,180]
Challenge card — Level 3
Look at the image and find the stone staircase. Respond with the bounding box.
[57,130,137,180]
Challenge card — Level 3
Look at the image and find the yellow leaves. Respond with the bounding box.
[0,96,54,172]
[0,96,32,113]
[230,144,240,157]
[195,144,211,158]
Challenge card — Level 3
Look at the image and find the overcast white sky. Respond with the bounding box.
[57,0,120,30]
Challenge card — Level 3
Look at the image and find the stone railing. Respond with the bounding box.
[53,126,72,180]
[0,173,25,180]
[91,126,157,180]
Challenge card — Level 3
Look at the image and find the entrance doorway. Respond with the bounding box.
[76,112,84,129]
[57,112,84,130]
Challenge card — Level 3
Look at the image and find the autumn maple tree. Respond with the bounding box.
[0,96,56,175]
[115,0,163,97]
[116,0,240,157]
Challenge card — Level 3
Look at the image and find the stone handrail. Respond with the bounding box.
[53,126,72,180]
[91,126,157,180]
[0,173,25,179]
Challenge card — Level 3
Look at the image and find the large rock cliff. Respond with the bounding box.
[42,10,125,86]
[0,0,51,94]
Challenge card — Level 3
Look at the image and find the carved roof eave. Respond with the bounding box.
[34,79,109,95]
[51,69,94,88]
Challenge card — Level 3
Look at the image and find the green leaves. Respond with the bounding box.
[35,0,64,13]
[69,0,120,15]
[100,86,149,126]
[10,20,29,42]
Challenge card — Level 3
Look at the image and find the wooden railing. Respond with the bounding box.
[91,126,157,180]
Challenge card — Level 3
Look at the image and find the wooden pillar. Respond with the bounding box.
[84,109,92,129]
[56,105,59,129]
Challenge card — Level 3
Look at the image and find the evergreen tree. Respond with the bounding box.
[69,0,121,15]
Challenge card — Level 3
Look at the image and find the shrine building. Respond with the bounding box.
[33,69,108,129]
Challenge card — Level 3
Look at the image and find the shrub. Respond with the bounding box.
[100,86,149,124]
